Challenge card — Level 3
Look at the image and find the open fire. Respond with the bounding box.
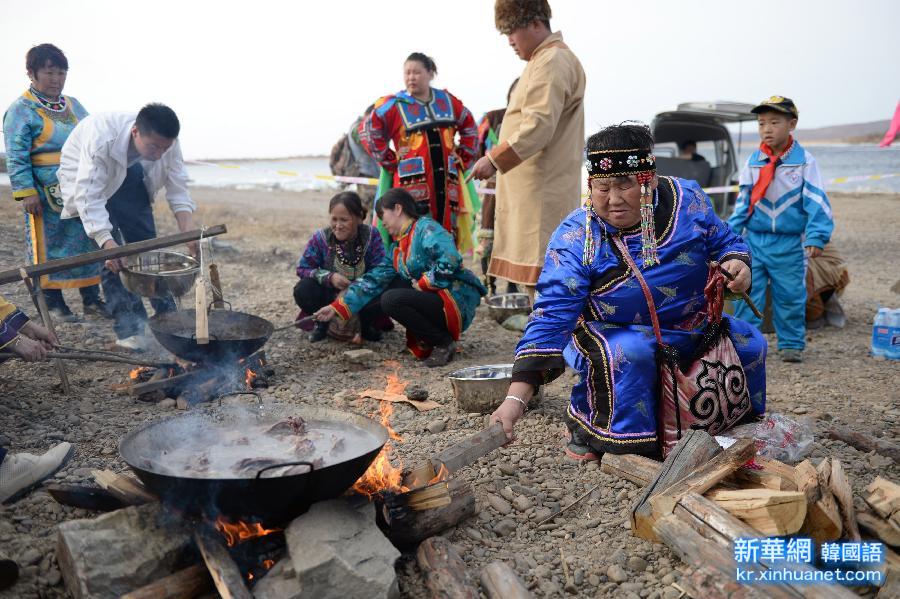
[214,516,280,547]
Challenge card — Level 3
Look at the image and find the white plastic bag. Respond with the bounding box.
[727,412,814,463]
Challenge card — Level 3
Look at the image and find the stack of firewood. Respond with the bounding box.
[600,430,899,599]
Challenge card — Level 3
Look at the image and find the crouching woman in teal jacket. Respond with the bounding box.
[314,188,487,366]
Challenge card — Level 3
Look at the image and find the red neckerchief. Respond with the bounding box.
[749,136,793,216]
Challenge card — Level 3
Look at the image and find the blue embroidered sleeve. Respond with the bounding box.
[800,156,834,249]
[512,217,591,382]
[2,101,38,198]
[417,221,461,291]
[296,230,331,284]
[333,253,397,319]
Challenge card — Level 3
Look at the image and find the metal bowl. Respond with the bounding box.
[448,364,526,414]
[121,250,199,298]
[485,293,531,324]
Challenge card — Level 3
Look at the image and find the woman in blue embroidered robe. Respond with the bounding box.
[2,44,103,319]
[489,124,767,457]
[314,189,486,367]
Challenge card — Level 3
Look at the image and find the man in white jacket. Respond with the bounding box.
[58,103,197,350]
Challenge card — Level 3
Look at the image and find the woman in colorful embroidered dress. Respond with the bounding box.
[294,192,389,343]
[2,44,106,322]
[313,189,487,367]
[489,124,768,458]
[359,52,478,245]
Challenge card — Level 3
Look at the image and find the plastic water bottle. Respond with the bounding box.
[871,308,900,360]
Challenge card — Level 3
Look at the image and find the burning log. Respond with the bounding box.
[480,562,532,599]
[120,564,212,599]
[416,536,479,599]
[381,478,476,549]
[92,469,157,506]
[193,531,252,599]
[129,369,205,398]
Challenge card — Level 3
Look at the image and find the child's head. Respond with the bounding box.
[752,96,798,150]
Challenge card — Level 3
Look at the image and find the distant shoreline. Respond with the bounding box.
[186,154,328,163]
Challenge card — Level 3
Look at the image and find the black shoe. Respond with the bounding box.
[425,341,456,368]
[83,299,113,319]
[47,304,80,323]
[361,324,383,342]
[308,322,328,343]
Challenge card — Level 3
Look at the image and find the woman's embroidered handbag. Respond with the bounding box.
[613,237,752,457]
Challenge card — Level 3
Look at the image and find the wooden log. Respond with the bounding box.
[794,460,842,543]
[0,225,228,286]
[416,536,478,599]
[600,453,660,487]
[654,514,796,599]
[827,426,900,465]
[382,478,476,549]
[46,484,126,512]
[865,476,900,525]
[480,561,532,599]
[649,437,756,521]
[858,512,900,547]
[733,456,799,491]
[0,551,18,592]
[705,488,807,535]
[828,459,861,542]
[57,503,194,599]
[91,469,157,505]
[129,369,208,397]
[670,493,857,599]
[120,564,212,599]
[193,531,252,599]
[431,423,508,475]
[194,278,209,345]
[631,429,722,542]
[208,264,225,309]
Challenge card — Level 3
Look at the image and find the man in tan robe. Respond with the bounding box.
[470,0,585,295]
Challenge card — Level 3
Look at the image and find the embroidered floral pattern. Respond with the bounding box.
[626,155,639,168]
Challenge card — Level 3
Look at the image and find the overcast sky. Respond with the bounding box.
[2,0,898,159]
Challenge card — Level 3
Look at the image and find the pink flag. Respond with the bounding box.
[880,101,900,147]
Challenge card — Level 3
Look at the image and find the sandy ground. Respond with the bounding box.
[0,185,897,598]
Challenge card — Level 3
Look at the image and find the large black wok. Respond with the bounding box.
[148,307,274,363]
[119,404,387,526]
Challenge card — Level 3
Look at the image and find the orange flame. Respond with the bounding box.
[351,362,411,497]
[262,559,275,570]
[129,367,152,380]
[245,368,257,388]
[214,517,280,547]
[427,463,450,485]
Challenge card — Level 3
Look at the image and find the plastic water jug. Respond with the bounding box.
[871,308,900,360]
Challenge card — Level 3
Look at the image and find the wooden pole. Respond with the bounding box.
[193,532,252,599]
[0,351,171,368]
[208,264,225,309]
[120,564,212,599]
[19,269,70,395]
[0,225,227,286]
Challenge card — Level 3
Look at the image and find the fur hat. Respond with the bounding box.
[495,0,552,35]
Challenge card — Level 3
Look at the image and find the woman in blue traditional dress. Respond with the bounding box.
[3,44,106,322]
[489,123,767,458]
[314,188,487,367]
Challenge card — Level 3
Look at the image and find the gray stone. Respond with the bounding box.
[158,399,177,409]
[56,503,193,599]
[486,494,512,515]
[607,564,629,583]
[286,499,400,599]
[626,556,648,573]
[426,419,446,434]
[497,463,517,476]
[22,548,41,565]
[406,385,429,401]
[343,349,375,365]
[253,559,302,599]
[511,495,533,512]
[493,519,517,537]
[501,314,528,332]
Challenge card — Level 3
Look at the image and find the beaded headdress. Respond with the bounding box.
[583,148,659,267]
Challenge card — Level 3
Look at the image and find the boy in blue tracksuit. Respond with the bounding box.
[728,96,833,363]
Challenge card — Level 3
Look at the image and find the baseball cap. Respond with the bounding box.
[751,96,799,118]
